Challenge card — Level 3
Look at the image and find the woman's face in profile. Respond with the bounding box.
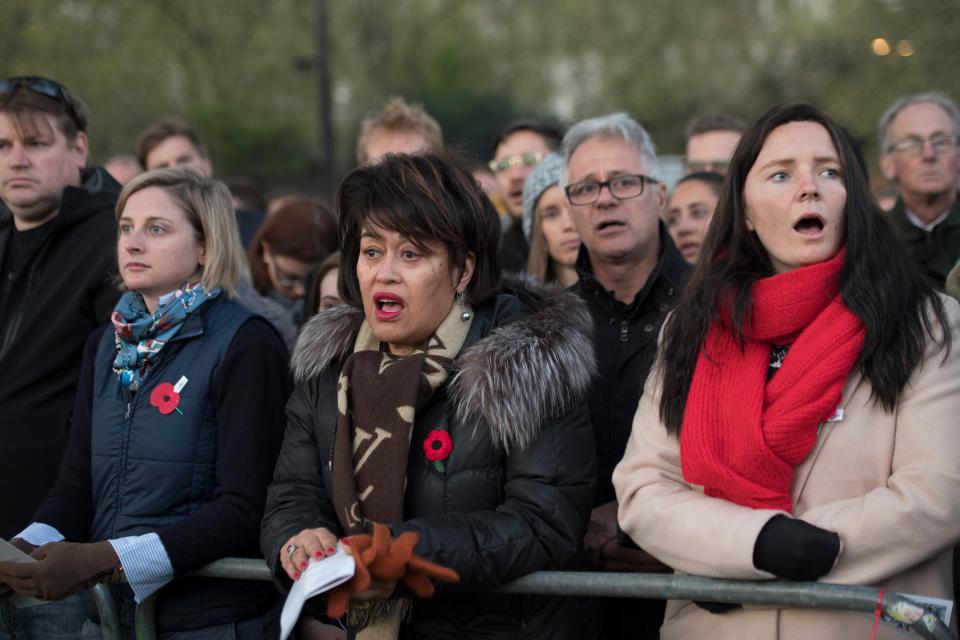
[743,121,846,274]
[317,267,341,312]
[117,186,205,309]
[357,224,473,356]
[665,179,719,264]
[537,185,581,269]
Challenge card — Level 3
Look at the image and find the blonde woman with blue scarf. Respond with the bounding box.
[0,168,291,639]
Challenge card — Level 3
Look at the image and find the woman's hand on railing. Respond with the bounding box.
[280,527,339,581]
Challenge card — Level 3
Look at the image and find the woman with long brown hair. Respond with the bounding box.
[615,104,960,639]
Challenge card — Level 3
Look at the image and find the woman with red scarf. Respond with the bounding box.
[614,104,960,639]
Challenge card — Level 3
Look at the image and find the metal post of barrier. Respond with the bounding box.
[90,583,122,640]
[130,562,956,640]
[135,593,159,640]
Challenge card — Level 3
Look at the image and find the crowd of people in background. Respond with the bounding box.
[0,74,958,640]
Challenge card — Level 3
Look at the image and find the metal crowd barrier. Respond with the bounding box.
[87,560,956,640]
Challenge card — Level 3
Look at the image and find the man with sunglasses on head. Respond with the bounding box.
[683,113,746,176]
[489,118,563,273]
[878,91,960,289]
[563,112,689,640]
[0,76,120,637]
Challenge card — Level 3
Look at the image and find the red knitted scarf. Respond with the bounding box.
[679,249,865,512]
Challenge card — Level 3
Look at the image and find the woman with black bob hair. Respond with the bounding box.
[614,104,960,638]
[262,152,598,639]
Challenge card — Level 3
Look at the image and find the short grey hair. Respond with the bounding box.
[562,112,660,186]
[877,91,960,152]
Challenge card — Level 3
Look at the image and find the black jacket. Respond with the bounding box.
[0,168,121,538]
[262,281,600,640]
[501,217,529,274]
[887,196,960,290]
[570,225,690,505]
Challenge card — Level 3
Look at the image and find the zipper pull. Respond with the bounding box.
[620,321,628,342]
[124,402,131,420]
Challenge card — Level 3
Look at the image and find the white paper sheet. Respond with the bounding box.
[279,543,356,640]
[0,538,48,608]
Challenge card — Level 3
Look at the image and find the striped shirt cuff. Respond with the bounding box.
[16,522,65,546]
[108,534,175,603]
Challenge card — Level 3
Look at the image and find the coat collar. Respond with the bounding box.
[292,277,596,452]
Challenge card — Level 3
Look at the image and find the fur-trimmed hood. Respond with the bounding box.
[292,278,596,452]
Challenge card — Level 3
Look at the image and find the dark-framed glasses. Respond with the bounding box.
[565,174,659,206]
[488,151,544,173]
[888,133,959,157]
[0,76,82,130]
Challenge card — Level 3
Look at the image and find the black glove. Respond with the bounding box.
[752,515,840,581]
[0,541,122,601]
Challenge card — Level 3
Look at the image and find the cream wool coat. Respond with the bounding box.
[613,296,960,640]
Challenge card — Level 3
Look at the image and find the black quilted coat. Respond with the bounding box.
[261,282,600,639]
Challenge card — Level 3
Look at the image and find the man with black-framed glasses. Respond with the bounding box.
[563,112,689,640]
[0,76,120,638]
[878,91,960,289]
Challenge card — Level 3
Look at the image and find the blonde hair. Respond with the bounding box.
[116,168,248,294]
[356,97,443,164]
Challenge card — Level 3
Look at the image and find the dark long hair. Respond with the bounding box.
[659,103,950,434]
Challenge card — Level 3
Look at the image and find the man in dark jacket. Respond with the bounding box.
[0,78,121,541]
[878,91,960,289]
[489,119,563,273]
[563,112,690,639]
[0,76,120,638]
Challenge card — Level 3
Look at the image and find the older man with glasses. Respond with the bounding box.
[563,112,689,640]
[879,91,960,289]
[0,76,121,639]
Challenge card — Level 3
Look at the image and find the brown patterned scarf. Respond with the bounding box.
[332,303,472,536]
[329,304,471,636]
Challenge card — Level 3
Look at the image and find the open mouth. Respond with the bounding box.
[793,214,824,235]
[596,220,626,232]
[373,292,405,319]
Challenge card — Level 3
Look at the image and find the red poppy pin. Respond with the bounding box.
[149,376,188,415]
[423,429,453,474]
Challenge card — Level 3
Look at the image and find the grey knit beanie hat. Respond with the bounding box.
[521,152,565,242]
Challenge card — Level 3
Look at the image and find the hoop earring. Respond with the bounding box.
[457,291,471,321]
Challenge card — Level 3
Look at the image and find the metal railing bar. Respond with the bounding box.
[123,562,954,640]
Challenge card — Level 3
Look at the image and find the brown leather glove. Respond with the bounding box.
[326,524,459,619]
[583,501,672,573]
[0,541,122,601]
[0,538,37,598]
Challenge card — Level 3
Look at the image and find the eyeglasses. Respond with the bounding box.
[685,159,730,174]
[488,151,544,173]
[264,254,308,291]
[887,133,959,157]
[0,76,82,130]
[564,174,659,206]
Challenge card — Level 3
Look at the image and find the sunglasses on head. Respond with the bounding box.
[0,76,82,130]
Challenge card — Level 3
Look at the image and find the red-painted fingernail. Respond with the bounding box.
[326,547,336,555]
[299,561,307,570]
[315,551,323,559]
[341,539,350,547]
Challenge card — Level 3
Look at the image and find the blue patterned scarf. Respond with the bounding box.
[111,284,219,391]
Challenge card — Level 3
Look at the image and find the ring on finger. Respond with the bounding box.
[286,543,298,559]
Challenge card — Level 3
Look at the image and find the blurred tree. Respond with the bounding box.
[1,0,956,190]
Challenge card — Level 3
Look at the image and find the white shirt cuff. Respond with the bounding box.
[108,534,175,603]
